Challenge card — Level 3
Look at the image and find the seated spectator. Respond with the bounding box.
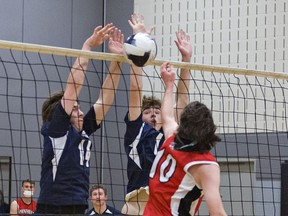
[10,179,37,215]
[86,184,122,215]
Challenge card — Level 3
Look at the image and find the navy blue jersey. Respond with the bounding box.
[86,205,122,215]
[37,103,100,206]
[124,112,165,193]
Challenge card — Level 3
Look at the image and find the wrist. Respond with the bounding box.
[182,56,191,62]
[166,84,174,90]
[82,43,93,51]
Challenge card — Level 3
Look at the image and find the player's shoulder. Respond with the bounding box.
[106,205,122,215]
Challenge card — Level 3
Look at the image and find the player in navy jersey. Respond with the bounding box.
[143,62,227,216]
[122,13,192,215]
[34,24,124,215]
[86,184,122,215]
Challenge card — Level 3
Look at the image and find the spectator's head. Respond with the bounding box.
[21,179,35,198]
[89,184,108,207]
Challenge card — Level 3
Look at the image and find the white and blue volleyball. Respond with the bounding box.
[124,32,157,67]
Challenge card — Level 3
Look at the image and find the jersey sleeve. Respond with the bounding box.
[124,111,144,146]
[45,102,70,138]
[83,106,101,136]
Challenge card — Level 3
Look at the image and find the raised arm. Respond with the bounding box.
[174,29,192,122]
[128,13,154,121]
[129,65,143,121]
[160,62,178,138]
[93,28,124,125]
[61,23,115,115]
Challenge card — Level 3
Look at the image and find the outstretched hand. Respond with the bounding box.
[84,23,115,49]
[128,13,154,34]
[175,29,192,62]
[108,28,124,55]
[160,62,175,88]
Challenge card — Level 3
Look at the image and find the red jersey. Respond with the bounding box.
[143,135,218,216]
[16,198,37,215]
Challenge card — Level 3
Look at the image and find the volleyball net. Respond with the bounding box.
[0,40,287,216]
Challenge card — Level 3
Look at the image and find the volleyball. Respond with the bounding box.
[123,32,157,67]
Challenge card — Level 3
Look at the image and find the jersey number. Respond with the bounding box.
[149,149,176,183]
[78,140,91,167]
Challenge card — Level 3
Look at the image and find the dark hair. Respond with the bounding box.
[142,95,161,111]
[89,184,107,196]
[42,91,64,123]
[22,179,35,186]
[174,101,221,153]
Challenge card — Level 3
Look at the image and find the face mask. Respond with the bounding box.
[23,190,33,198]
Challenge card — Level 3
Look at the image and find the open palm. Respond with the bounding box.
[175,29,192,61]
[109,28,124,55]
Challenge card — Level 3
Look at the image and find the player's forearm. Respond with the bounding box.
[130,65,142,90]
[129,66,143,105]
[162,84,174,122]
[100,65,121,106]
[66,41,91,90]
[176,56,191,103]
[128,65,143,119]
[65,60,87,96]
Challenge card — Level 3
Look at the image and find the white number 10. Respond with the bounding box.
[150,149,176,183]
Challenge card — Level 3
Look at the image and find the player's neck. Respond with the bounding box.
[94,203,107,214]
[21,197,33,205]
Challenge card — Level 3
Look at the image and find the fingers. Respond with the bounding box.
[138,14,144,23]
[160,62,175,84]
[176,29,190,43]
[129,13,144,26]
[131,13,144,24]
[160,62,167,71]
[148,26,155,35]
[109,28,124,43]
[174,40,180,49]
[94,23,115,38]
[119,30,124,43]
[101,23,115,33]
[161,62,173,73]
[165,62,174,73]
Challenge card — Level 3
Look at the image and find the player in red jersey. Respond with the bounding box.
[10,179,37,216]
[143,62,227,216]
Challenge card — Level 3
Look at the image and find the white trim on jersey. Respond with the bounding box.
[129,122,145,169]
[171,173,201,216]
[154,133,164,155]
[50,132,68,181]
[171,161,219,215]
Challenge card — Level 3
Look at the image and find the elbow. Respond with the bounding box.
[79,61,88,69]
